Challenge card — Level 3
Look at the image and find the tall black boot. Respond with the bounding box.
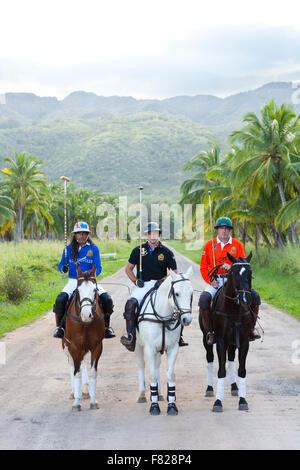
[120,298,138,352]
[99,292,115,338]
[199,292,215,345]
[53,292,69,338]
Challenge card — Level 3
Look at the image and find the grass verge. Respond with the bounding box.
[0,239,135,338]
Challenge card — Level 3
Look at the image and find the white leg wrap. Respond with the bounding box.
[216,377,225,401]
[150,382,158,402]
[207,362,214,387]
[167,382,176,403]
[227,361,236,384]
[238,377,246,398]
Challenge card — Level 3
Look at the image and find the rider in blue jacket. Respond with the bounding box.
[53,221,115,339]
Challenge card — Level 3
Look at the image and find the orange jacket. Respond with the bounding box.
[200,237,246,284]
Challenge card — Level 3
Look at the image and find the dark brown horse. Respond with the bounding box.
[211,252,253,412]
[62,263,105,411]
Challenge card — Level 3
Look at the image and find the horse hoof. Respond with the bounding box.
[158,394,164,402]
[72,405,81,412]
[137,395,147,403]
[212,400,223,412]
[239,398,249,411]
[167,402,178,416]
[149,402,161,415]
[205,386,214,397]
[90,403,100,410]
[82,392,90,400]
[231,383,239,396]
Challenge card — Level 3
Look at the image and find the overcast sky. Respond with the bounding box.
[1,0,300,100]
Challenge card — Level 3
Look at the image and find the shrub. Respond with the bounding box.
[0,266,31,303]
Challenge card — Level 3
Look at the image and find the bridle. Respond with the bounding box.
[138,274,193,354]
[67,275,103,324]
[224,263,252,304]
[168,275,193,317]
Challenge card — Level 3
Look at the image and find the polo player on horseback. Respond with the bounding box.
[53,221,115,339]
[199,216,261,345]
[120,222,188,352]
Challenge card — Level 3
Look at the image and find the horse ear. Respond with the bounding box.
[246,251,253,263]
[227,252,236,263]
[170,269,178,281]
[91,263,96,276]
[77,262,83,275]
[185,266,193,278]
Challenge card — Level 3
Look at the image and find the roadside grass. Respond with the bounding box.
[167,240,300,320]
[0,239,135,338]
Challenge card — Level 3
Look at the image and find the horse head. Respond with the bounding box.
[167,266,193,326]
[76,263,97,323]
[226,251,253,308]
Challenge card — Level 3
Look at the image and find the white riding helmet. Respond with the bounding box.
[73,221,90,233]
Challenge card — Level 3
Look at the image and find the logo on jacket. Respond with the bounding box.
[158,254,164,261]
[231,247,237,254]
[87,250,93,257]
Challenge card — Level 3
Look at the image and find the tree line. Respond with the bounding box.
[1,99,300,251]
[180,99,300,258]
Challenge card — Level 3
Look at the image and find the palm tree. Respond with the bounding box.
[0,152,47,241]
[231,100,300,243]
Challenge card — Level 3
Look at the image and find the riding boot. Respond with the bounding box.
[120,298,138,352]
[199,292,215,345]
[53,292,69,338]
[179,325,188,347]
[99,292,116,339]
[249,304,261,341]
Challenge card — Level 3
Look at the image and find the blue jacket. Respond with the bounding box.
[58,242,102,278]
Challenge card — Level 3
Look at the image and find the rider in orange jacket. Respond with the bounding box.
[199,217,261,345]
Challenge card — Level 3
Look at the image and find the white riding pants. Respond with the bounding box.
[130,280,157,305]
[204,276,227,299]
[62,279,106,298]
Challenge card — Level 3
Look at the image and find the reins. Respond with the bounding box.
[138,275,192,354]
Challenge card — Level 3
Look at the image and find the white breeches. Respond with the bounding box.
[62,279,106,298]
[130,280,157,305]
[204,276,227,299]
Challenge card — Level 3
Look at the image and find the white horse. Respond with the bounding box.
[135,268,193,415]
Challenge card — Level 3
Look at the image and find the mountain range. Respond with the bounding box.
[0,81,299,199]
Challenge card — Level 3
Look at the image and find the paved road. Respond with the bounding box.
[0,249,300,450]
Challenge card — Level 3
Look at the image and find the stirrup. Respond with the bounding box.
[105,327,116,338]
[179,336,188,347]
[206,331,215,345]
[53,326,64,338]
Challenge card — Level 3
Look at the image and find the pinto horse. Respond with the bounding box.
[135,268,193,416]
[212,252,253,412]
[62,263,105,411]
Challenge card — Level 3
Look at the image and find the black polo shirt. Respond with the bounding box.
[128,242,177,281]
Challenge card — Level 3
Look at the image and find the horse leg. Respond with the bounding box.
[72,359,82,411]
[237,340,249,411]
[213,339,227,412]
[89,346,102,410]
[81,361,90,399]
[145,346,160,415]
[135,341,146,403]
[227,345,238,396]
[166,343,179,415]
[203,334,214,397]
[156,353,164,401]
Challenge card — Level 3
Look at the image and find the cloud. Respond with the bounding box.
[1,25,300,99]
